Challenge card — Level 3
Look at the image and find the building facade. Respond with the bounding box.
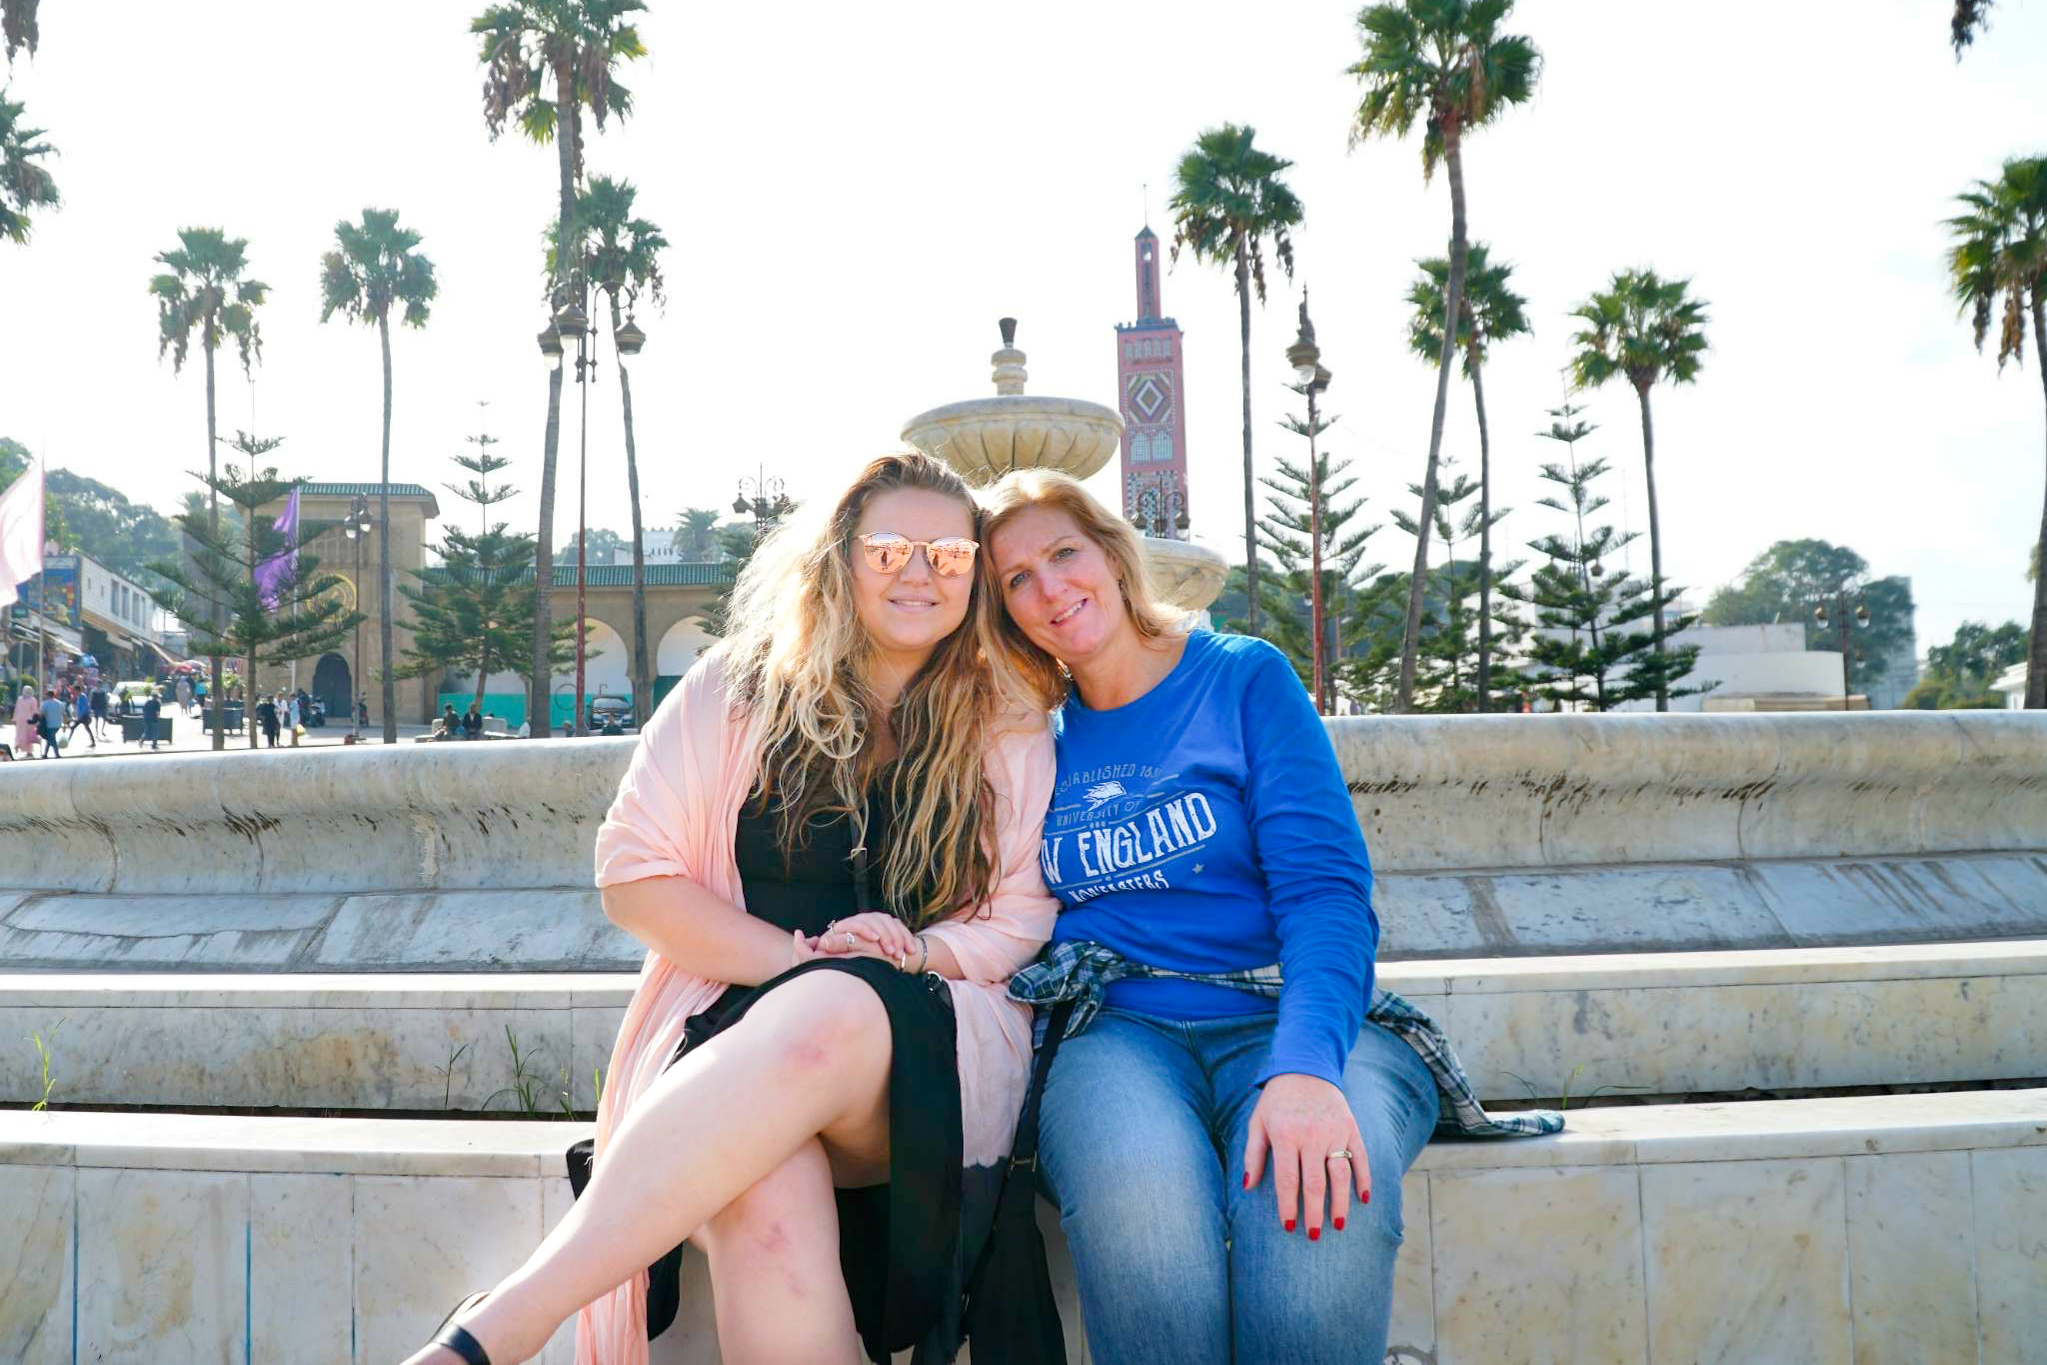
[1115,225,1192,538]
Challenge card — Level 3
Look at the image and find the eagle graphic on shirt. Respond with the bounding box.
[1083,780,1127,811]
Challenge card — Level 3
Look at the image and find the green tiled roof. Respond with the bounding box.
[422,562,733,588]
[297,483,436,498]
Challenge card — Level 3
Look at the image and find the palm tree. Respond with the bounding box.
[1406,241,1527,710]
[473,0,646,736]
[1952,0,1996,55]
[1568,269,1709,712]
[150,228,268,750]
[672,507,720,561]
[3,0,37,64]
[1350,0,1539,712]
[0,89,56,243]
[1948,155,2047,707]
[318,207,438,744]
[572,174,665,720]
[1169,123,1303,634]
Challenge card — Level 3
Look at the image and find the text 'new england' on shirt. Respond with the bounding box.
[1042,630,1379,1087]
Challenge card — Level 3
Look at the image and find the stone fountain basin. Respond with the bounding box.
[901,395,1123,486]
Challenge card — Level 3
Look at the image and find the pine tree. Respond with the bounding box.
[1251,395,1382,709]
[145,433,364,749]
[395,429,573,716]
[1386,456,1526,712]
[1499,441,1704,711]
[697,522,765,640]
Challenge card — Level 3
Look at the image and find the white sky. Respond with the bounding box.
[2,0,2042,654]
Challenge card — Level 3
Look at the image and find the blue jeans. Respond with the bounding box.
[1038,1009,1438,1365]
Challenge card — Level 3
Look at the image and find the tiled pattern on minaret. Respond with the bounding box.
[1115,226,1191,538]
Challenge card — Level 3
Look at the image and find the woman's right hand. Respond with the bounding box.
[818,911,919,964]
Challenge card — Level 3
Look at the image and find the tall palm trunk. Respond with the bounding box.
[609,292,652,723]
[1472,355,1494,712]
[529,52,580,740]
[530,366,563,736]
[1636,382,1668,712]
[377,313,397,743]
[1396,126,1468,713]
[1236,249,1259,633]
[203,325,225,750]
[2028,285,2047,709]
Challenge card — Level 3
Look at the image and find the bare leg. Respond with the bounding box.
[696,1138,865,1365]
[398,969,893,1365]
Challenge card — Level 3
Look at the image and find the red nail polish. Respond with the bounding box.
[1242,1173,1250,1189]
[1362,1190,1371,1205]
[1283,1218,1295,1233]
[1308,1226,1321,1241]
[1333,1217,1345,1231]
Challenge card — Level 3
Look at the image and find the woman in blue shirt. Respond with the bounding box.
[981,471,1440,1365]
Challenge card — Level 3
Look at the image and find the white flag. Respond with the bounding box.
[0,458,43,611]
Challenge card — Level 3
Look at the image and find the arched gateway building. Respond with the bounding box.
[254,483,726,729]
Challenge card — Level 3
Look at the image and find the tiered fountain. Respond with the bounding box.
[901,318,1228,616]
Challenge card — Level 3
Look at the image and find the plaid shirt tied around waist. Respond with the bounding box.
[1008,940,1563,1141]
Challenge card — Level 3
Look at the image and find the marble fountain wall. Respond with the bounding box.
[2,711,2045,1364]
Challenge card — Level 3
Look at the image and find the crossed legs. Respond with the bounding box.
[401,968,893,1365]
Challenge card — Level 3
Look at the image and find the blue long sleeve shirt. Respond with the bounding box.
[1040,630,1378,1087]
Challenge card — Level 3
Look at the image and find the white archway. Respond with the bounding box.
[657,618,713,677]
[553,618,632,702]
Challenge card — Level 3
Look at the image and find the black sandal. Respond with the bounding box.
[428,1291,492,1365]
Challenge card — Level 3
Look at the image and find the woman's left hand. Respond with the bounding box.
[1243,1073,1370,1241]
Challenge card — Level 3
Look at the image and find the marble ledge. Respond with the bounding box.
[1382,937,2047,995]
[0,1111,585,1178]
[0,971,634,1009]
[6,1090,2042,1180]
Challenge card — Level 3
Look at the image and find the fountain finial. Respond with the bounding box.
[991,317,1027,396]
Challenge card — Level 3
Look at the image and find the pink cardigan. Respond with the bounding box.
[576,652,1058,1365]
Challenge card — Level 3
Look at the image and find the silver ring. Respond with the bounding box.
[1326,1150,1353,1162]
[843,932,856,950]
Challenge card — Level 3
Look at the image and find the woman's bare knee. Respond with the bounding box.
[745,971,892,1081]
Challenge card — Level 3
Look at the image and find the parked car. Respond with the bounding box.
[586,695,634,732]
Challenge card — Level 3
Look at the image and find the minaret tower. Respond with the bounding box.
[1115,225,1191,539]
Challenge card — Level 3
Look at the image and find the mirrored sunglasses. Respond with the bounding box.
[858,533,980,577]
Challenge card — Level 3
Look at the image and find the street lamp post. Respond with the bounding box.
[341,495,373,739]
[1812,588,1872,707]
[734,467,793,541]
[1286,290,1334,716]
[545,288,600,738]
[1128,470,1192,540]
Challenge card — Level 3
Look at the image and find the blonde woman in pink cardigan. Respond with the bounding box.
[402,451,1058,1365]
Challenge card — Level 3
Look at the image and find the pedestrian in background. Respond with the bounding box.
[38,690,65,758]
[256,693,280,748]
[12,683,38,756]
[67,687,96,749]
[142,688,163,751]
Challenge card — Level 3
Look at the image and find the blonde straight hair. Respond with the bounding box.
[716,449,1027,929]
[976,468,1190,707]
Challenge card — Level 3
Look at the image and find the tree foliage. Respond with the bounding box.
[0,87,57,244]
[145,435,364,747]
[1904,620,2027,708]
[397,442,572,704]
[1497,451,1704,711]
[1700,539,1915,691]
[1249,395,1383,708]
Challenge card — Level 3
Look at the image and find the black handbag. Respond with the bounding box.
[958,999,1075,1365]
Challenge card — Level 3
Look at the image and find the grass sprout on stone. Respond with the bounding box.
[27,1023,61,1112]
[1499,1062,1649,1112]
[482,1026,548,1117]
[435,1041,472,1111]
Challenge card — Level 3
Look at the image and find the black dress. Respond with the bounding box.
[593,788,968,1363]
